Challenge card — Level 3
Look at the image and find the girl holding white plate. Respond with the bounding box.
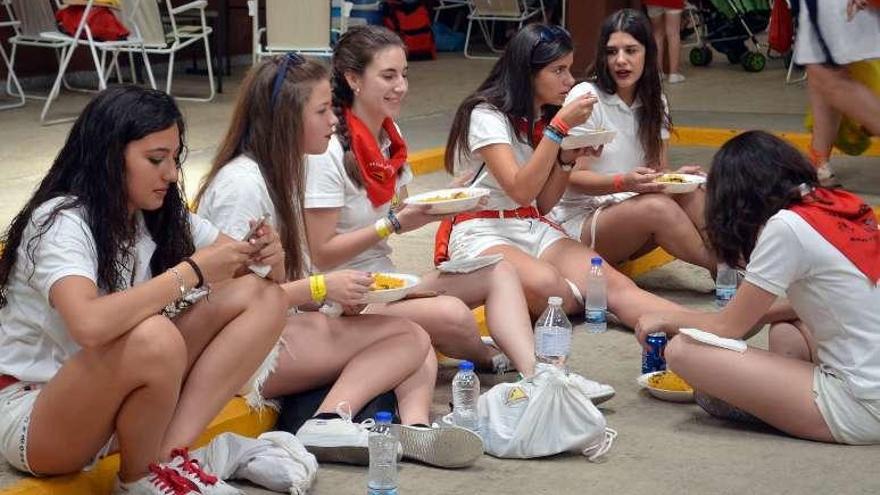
[549,9,716,275]
[304,26,538,379]
[196,54,482,469]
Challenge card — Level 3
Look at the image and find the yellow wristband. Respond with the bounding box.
[309,274,327,303]
[374,218,392,239]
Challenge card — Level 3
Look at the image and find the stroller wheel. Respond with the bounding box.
[742,52,766,72]
[689,46,713,67]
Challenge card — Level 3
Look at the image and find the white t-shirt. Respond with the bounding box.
[551,82,670,223]
[304,134,412,272]
[0,197,219,383]
[453,104,536,211]
[745,210,880,400]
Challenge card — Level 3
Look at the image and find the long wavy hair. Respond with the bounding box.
[589,9,670,169]
[0,86,192,307]
[195,56,328,280]
[445,24,573,173]
[705,131,819,267]
[331,25,407,187]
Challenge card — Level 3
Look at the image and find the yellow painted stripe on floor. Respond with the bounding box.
[409,146,446,175]
[672,126,880,157]
[0,399,277,495]
[619,247,676,279]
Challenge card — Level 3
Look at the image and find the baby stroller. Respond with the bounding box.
[684,0,771,72]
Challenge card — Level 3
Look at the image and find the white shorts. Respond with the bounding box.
[0,382,115,474]
[647,5,682,17]
[813,366,880,445]
[793,0,880,65]
[556,192,639,247]
[448,217,569,261]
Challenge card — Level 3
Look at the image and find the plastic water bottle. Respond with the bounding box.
[585,257,608,334]
[368,411,398,495]
[715,263,738,308]
[451,361,480,435]
[535,296,572,367]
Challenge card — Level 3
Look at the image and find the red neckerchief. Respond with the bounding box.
[344,108,407,207]
[515,117,547,148]
[789,187,880,284]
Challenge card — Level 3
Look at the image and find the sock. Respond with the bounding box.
[312,412,342,420]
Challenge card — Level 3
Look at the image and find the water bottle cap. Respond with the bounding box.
[547,296,563,306]
[591,257,603,266]
[458,360,474,372]
[374,411,393,423]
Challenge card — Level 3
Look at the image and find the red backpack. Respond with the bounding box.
[383,1,436,60]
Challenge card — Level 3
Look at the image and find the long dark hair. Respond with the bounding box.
[705,131,819,267]
[196,55,329,280]
[331,25,406,187]
[590,8,670,169]
[0,86,192,307]
[445,24,573,173]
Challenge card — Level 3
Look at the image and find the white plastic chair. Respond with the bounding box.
[464,0,546,59]
[249,0,335,61]
[113,0,215,101]
[0,12,25,109]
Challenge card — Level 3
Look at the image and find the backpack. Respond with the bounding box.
[383,0,436,60]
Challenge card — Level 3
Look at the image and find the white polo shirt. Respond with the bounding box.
[551,82,669,223]
[0,197,218,383]
[745,210,880,400]
[304,134,412,273]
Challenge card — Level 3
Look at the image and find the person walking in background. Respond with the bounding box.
[643,0,686,83]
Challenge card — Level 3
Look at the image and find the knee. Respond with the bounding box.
[239,276,287,331]
[434,297,477,339]
[401,320,433,359]
[638,194,682,227]
[664,334,691,371]
[522,266,566,302]
[126,316,187,377]
[487,260,521,285]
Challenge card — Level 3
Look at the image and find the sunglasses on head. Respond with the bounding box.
[531,24,569,57]
[271,52,306,107]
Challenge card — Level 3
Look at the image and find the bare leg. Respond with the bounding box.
[665,12,682,75]
[26,316,187,481]
[665,335,834,442]
[481,245,576,316]
[418,261,536,376]
[807,65,843,162]
[807,63,880,137]
[159,276,287,454]
[768,320,817,363]
[582,194,715,272]
[650,14,666,74]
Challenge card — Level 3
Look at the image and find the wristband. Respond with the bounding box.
[374,218,393,239]
[543,127,563,145]
[169,267,188,300]
[550,116,570,136]
[309,274,327,304]
[183,257,204,288]
[386,211,402,233]
[557,149,575,171]
[612,174,626,193]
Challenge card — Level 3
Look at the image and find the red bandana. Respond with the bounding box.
[515,117,548,148]
[789,188,880,284]
[345,108,408,207]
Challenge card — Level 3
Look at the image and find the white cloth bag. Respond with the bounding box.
[477,363,617,460]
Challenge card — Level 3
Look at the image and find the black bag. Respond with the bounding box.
[275,385,400,434]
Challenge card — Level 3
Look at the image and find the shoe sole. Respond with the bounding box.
[399,425,483,469]
[306,445,369,466]
[589,390,615,406]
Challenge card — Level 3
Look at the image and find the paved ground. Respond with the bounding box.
[1,51,879,494]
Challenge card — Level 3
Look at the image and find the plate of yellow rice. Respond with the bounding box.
[637,370,695,403]
[364,273,421,304]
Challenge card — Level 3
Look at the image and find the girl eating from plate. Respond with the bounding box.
[196,54,482,469]
[548,9,716,276]
[636,131,880,445]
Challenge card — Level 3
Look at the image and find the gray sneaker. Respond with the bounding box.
[399,424,483,469]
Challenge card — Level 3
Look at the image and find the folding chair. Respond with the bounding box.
[464,0,546,59]
[249,0,333,61]
[0,12,25,109]
[2,0,70,100]
[433,0,469,24]
[113,0,215,101]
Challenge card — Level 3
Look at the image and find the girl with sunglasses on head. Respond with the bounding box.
[0,86,287,495]
[548,9,716,278]
[636,130,880,445]
[196,54,483,469]
[444,23,684,325]
[303,25,546,384]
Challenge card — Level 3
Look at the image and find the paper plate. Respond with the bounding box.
[561,129,616,150]
[404,188,490,215]
[654,173,706,194]
[637,371,695,403]
[364,273,421,304]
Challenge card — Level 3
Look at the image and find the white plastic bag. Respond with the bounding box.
[478,363,617,460]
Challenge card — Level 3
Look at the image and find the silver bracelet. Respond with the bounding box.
[169,267,188,301]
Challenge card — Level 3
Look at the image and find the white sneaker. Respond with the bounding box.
[537,364,614,405]
[295,403,401,465]
[817,164,841,187]
[480,336,515,375]
[112,464,200,495]
[668,73,686,84]
[167,448,241,495]
[399,423,483,469]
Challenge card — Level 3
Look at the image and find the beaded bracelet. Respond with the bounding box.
[386,211,402,233]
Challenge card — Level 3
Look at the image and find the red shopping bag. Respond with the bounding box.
[56,5,130,41]
[768,0,793,55]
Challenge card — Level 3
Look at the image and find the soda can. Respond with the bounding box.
[642,332,668,374]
